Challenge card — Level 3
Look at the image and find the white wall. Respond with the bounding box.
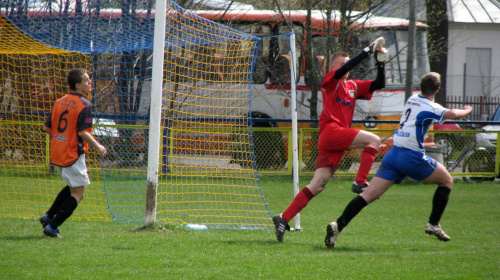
[447,22,500,97]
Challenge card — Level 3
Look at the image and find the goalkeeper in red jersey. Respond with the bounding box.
[40,68,107,238]
[272,37,388,242]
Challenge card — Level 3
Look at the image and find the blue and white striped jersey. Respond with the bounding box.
[393,94,448,152]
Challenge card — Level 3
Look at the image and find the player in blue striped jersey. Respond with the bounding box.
[324,72,473,248]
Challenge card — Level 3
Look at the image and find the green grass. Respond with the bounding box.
[1,176,499,279]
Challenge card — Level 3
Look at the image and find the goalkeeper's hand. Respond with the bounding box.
[364,37,385,54]
[374,47,388,65]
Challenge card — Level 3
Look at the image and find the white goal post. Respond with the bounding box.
[145,0,167,226]
[289,33,301,230]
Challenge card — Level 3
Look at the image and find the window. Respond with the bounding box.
[227,23,272,84]
[465,48,492,97]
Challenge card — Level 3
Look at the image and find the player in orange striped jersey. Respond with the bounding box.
[40,68,107,238]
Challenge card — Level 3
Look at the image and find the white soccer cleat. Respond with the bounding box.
[325,222,340,248]
[425,223,450,242]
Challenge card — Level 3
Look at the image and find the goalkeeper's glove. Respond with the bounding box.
[374,47,388,66]
[364,37,385,54]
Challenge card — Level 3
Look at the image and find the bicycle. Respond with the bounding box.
[444,106,500,182]
[462,146,496,182]
[446,137,496,183]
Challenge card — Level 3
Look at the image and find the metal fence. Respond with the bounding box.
[446,95,500,121]
[446,75,500,121]
[2,121,497,181]
[254,125,499,182]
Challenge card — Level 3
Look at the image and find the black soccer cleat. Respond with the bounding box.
[272,214,290,242]
[351,181,368,194]
[39,214,51,229]
[43,225,61,238]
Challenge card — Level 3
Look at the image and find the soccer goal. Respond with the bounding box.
[0,0,298,230]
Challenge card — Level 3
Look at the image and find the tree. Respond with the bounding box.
[281,0,389,121]
[425,0,448,106]
[304,0,320,121]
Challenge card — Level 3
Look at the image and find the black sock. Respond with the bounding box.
[46,186,71,219]
[429,186,451,225]
[336,195,368,232]
[50,196,78,229]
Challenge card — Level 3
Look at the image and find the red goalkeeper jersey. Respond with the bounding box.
[44,93,93,167]
[319,69,374,131]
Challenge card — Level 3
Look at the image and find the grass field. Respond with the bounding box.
[1,176,499,279]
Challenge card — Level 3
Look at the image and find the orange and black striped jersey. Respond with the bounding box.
[44,93,93,167]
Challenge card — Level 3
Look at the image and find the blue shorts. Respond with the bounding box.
[375,146,438,183]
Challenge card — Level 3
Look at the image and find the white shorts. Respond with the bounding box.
[58,154,90,187]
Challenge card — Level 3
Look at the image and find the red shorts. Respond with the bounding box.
[315,124,360,172]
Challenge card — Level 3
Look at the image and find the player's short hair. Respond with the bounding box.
[420,72,441,95]
[67,68,87,91]
[330,52,349,66]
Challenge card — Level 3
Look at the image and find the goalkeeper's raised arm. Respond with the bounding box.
[322,37,387,92]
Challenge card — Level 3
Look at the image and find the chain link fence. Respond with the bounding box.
[1,121,497,182]
[252,125,499,181]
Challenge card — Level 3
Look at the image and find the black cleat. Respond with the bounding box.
[39,214,51,229]
[272,214,290,242]
[43,225,61,238]
[351,181,368,194]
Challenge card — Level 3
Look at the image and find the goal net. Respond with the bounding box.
[0,0,273,230]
